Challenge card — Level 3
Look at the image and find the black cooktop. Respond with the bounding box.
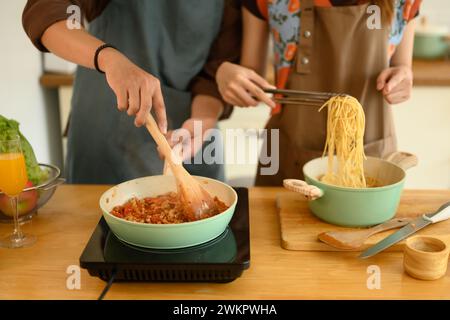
[79,187,250,283]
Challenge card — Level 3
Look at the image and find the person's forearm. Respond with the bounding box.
[41,20,108,70]
[376,20,415,104]
[391,19,416,68]
[240,7,269,75]
[215,7,274,109]
[191,95,224,120]
[41,20,167,130]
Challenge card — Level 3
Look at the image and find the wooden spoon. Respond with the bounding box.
[318,217,413,250]
[145,113,216,220]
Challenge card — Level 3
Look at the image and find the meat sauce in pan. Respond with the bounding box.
[110,192,229,224]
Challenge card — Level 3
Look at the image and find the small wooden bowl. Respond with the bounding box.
[403,236,450,281]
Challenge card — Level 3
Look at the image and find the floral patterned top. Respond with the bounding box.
[243,0,421,112]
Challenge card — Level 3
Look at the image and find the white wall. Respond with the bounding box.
[0,0,62,167]
[393,88,450,189]
[420,0,450,30]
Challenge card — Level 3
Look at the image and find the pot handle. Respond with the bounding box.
[384,151,418,171]
[283,179,324,201]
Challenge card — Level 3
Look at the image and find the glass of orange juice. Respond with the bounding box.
[0,135,36,248]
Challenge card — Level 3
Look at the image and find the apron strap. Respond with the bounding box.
[296,0,315,74]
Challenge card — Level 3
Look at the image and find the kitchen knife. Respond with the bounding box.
[359,202,450,259]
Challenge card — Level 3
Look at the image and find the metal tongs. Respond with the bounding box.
[263,88,345,107]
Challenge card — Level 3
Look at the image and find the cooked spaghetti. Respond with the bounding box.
[318,95,371,188]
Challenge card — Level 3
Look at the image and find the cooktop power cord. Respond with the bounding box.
[98,268,117,300]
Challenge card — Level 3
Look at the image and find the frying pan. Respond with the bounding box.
[99,175,237,249]
[284,152,418,227]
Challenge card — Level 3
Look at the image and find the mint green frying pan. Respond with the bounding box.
[284,152,418,227]
[99,175,237,249]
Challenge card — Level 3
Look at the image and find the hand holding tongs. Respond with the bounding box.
[263,88,345,107]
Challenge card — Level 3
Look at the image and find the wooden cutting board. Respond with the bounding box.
[277,190,450,251]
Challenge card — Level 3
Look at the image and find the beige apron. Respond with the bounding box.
[256,0,397,186]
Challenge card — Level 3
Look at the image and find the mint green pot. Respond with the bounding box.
[413,32,450,60]
[287,153,415,227]
[100,175,237,249]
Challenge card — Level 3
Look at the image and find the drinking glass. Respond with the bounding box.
[0,135,36,248]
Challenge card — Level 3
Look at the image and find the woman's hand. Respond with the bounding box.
[377,66,413,105]
[99,48,168,132]
[216,62,276,108]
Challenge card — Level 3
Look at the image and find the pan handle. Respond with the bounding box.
[283,179,324,201]
[384,151,418,171]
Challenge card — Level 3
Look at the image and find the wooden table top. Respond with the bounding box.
[0,185,449,300]
[412,59,450,86]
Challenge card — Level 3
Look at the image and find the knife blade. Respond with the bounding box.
[359,202,450,259]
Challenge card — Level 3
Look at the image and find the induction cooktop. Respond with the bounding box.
[79,187,250,283]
